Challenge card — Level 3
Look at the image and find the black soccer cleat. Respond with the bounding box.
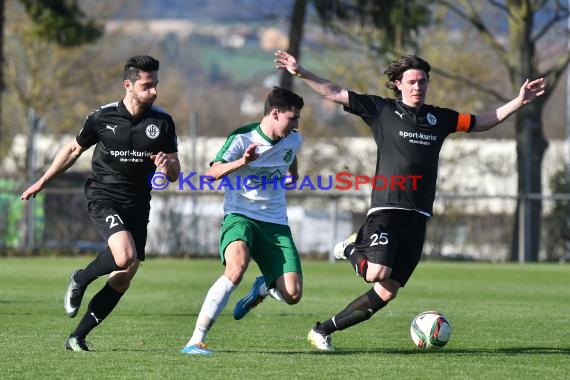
[63,269,86,318]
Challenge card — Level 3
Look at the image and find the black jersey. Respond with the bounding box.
[345,91,475,216]
[76,100,178,209]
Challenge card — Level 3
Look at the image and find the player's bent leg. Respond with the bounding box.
[66,261,140,351]
[309,287,390,348]
[107,231,138,269]
[233,275,267,320]
[271,272,302,304]
[222,240,251,286]
[365,262,392,283]
[66,231,137,318]
[64,241,130,319]
[374,279,400,302]
[182,275,236,353]
[223,240,267,320]
[108,259,140,292]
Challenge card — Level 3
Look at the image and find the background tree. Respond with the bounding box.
[311,0,431,56]
[432,0,569,261]
[543,164,570,261]
[19,0,102,46]
[279,0,431,90]
[280,0,307,90]
[0,0,103,159]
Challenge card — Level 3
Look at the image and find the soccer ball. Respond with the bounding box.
[410,311,451,349]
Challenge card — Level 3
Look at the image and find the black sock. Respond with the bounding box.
[72,282,123,339]
[344,243,355,258]
[316,288,387,335]
[75,249,121,287]
[348,250,368,278]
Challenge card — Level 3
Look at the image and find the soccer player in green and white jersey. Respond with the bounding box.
[181,87,305,355]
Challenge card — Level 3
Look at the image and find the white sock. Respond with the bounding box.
[268,287,285,302]
[186,276,235,346]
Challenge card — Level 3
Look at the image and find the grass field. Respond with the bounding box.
[1,257,569,379]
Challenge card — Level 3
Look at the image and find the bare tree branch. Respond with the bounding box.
[540,49,570,104]
[532,6,569,41]
[431,66,510,103]
[437,0,510,66]
[487,0,510,14]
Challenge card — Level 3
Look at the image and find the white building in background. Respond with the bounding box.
[6,134,566,198]
[4,134,568,257]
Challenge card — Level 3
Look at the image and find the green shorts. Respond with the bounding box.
[219,213,302,287]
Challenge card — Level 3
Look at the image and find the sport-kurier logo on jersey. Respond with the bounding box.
[399,130,438,146]
[145,124,160,139]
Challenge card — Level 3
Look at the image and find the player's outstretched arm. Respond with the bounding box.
[472,77,546,132]
[21,139,87,200]
[274,50,349,106]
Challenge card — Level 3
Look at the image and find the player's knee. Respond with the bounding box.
[283,290,302,305]
[366,265,392,283]
[111,248,136,269]
[223,265,247,286]
[114,254,135,269]
[375,284,399,302]
[381,291,397,302]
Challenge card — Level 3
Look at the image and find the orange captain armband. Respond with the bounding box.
[456,113,473,132]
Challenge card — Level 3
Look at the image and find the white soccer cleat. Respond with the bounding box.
[307,327,334,351]
[333,233,357,260]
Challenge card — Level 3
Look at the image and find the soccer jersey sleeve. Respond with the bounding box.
[163,118,178,153]
[211,134,245,165]
[434,106,476,133]
[76,111,99,148]
[344,91,387,119]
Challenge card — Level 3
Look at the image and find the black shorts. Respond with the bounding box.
[87,200,149,261]
[354,209,427,286]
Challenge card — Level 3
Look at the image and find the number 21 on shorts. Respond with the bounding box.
[106,214,124,229]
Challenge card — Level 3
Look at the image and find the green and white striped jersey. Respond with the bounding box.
[212,123,302,225]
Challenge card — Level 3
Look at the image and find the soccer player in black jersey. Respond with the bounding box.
[275,50,545,350]
[21,55,180,351]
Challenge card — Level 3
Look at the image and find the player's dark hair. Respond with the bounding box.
[123,55,160,83]
[264,87,304,115]
[384,55,430,98]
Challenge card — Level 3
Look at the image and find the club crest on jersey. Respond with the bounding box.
[426,113,437,125]
[248,169,284,185]
[145,124,160,139]
[282,148,293,163]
